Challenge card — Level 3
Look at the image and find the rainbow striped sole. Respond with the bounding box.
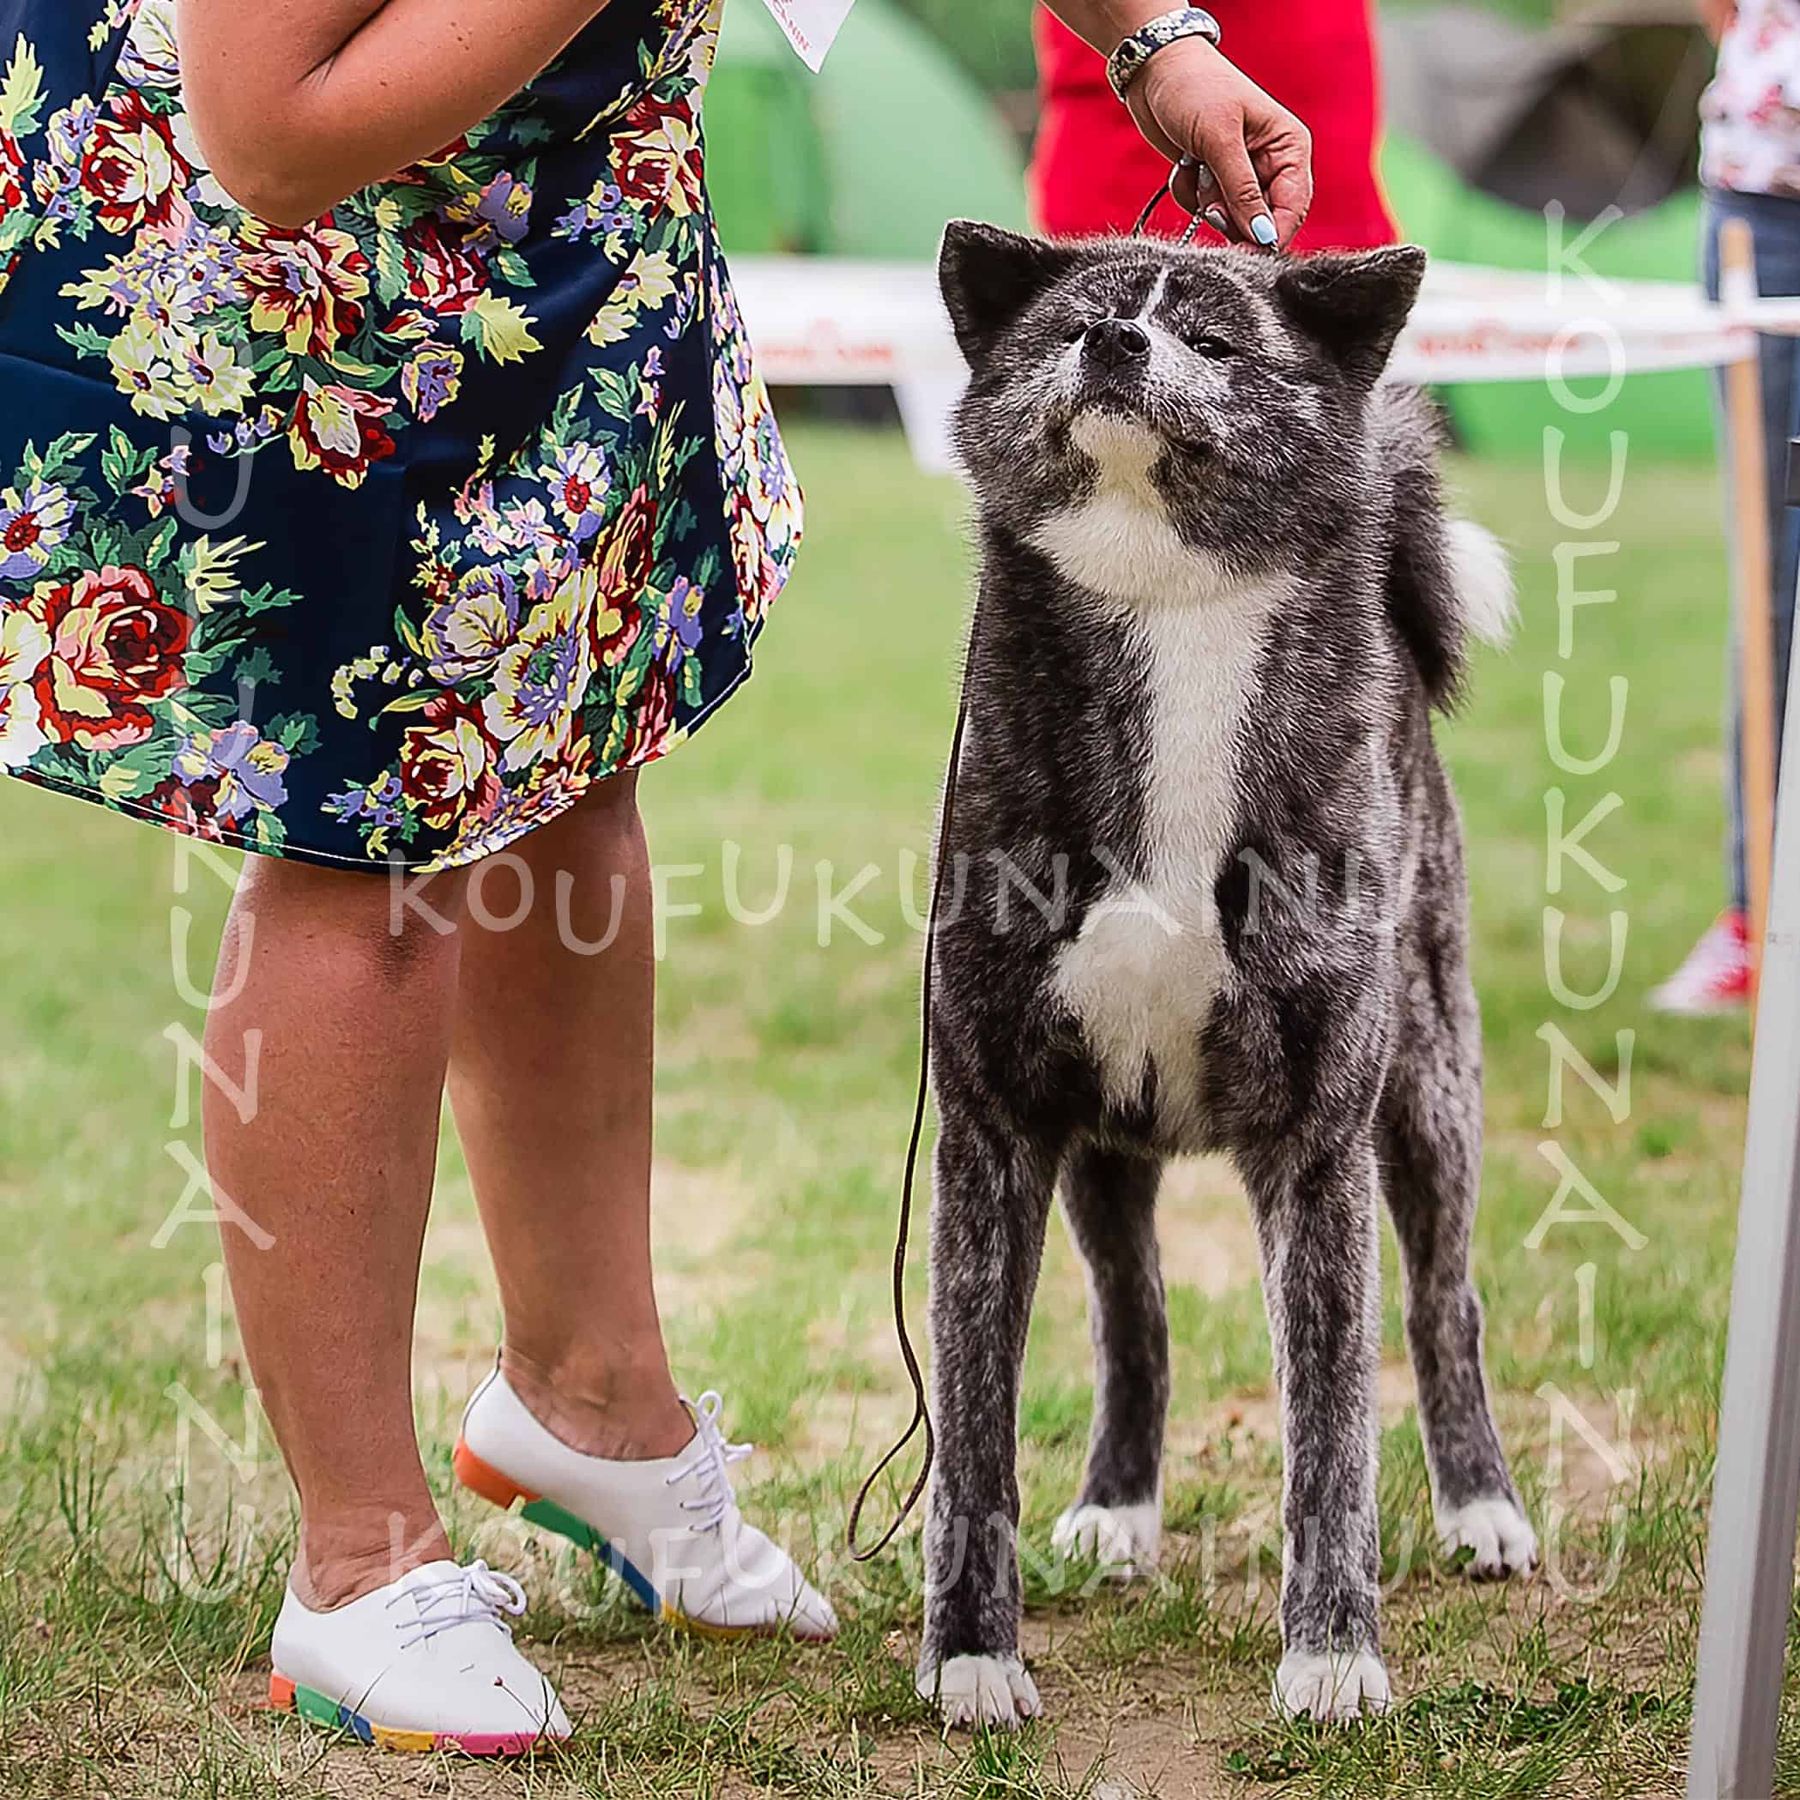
[267,1673,560,1757]
[452,1439,830,1643]
[453,1438,665,1614]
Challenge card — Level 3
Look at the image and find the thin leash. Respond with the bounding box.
[845,160,1209,1563]
[1131,154,1209,245]
[844,628,971,1559]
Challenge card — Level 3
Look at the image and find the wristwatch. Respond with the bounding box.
[1106,8,1224,103]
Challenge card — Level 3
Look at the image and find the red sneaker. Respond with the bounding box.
[1649,910,1752,1015]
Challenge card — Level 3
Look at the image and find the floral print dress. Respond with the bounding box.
[0,0,800,869]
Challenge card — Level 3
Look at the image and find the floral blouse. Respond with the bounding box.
[1702,0,1800,199]
[0,0,801,869]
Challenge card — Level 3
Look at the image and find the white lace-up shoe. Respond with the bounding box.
[455,1369,838,1641]
[268,1559,571,1755]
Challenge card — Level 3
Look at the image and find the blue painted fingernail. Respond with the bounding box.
[1250,214,1278,248]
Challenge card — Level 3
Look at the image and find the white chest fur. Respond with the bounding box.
[1031,417,1277,1143]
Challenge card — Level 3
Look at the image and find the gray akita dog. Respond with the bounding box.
[914,224,1536,1728]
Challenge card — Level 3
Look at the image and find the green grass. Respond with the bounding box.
[0,424,1777,1795]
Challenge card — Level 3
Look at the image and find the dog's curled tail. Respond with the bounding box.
[1381,393,1515,708]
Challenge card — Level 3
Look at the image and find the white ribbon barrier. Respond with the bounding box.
[726,254,1800,471]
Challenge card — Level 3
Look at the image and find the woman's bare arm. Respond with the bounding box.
[175,0,613,226]
[1044,0,1313,248]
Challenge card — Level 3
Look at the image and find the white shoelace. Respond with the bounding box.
[389,1560,528,1650]
[665,1391,752,1532]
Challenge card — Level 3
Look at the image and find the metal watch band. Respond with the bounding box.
[1106,8,1224,102]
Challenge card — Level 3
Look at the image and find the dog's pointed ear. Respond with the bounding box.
[939,221,1080,368]
[1275,246,1427,389]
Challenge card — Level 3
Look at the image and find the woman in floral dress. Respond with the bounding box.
[0,0,1311,1752]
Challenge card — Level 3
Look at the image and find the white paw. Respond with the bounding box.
[1437,1496,1538,1580]
[1273,1647,1392,1723]
[1051,1500,1162,1582]
[918,1654,1043,1730]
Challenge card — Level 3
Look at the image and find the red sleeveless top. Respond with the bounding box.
[1030,2,1396,252]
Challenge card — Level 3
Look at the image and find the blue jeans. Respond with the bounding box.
[1704,188,1800,912]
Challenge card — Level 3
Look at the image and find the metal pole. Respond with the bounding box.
[1687,437,1800,1799]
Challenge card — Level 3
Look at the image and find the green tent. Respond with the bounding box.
[1382,133,1713,460]
[706,0,1029,260]
[1380,4,1718,459]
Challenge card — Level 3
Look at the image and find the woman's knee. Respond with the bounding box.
[233,854,469,983]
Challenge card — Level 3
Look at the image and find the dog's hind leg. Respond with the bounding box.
[1382,955,1536,1582]
[917,1106,1058,1729]
[1051,1142,1168,1581]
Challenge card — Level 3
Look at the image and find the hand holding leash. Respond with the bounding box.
[1121,33,1312,249]
[1047,4,1311,248]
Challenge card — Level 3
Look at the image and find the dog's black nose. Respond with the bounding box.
[1085,317,1152,370]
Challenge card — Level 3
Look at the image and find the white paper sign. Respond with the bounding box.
[758,0,856,72]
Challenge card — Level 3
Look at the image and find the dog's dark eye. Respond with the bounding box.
[1185,333,1235,358]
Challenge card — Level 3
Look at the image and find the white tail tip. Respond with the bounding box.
[1445,517,1515,647]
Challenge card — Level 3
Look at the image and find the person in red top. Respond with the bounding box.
[1032,1,1397,250]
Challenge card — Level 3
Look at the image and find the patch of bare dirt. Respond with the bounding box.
[1157,1158,1261,1301]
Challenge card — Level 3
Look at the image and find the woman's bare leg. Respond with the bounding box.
[204,856,469,1608]
[448,773,691,1460]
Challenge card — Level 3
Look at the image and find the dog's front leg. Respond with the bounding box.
[1242,1131,1391,1723]
[916,1106,1056,1730]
